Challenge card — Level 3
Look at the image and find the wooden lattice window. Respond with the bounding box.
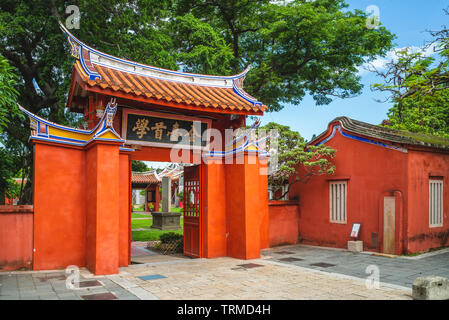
[184,179,200,217]
[429,179,443,228]
[329,181,347,224]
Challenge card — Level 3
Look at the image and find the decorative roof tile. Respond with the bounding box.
[61,22,267,114]
[312,116,449,150]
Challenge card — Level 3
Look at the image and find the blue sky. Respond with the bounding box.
[260,0,449,140]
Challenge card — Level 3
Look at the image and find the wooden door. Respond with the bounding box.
[383,196,395,254]
[183,165,201,258]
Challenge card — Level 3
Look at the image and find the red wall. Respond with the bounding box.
[33,141,131,273]
[268,201,299,247]
[290,127,409,253]
[33,143,87,269]
[0,206,33,270]
[407,149,449,252]
[225,153,268,259]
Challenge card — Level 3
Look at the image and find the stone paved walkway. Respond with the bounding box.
[0,271,140,300]
[5,243,447,300]
[108,256,411,300]
[1,255,411,300]
[262,244,449,289]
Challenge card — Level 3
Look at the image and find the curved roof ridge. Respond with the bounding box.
[59,21,251,84]
[313,116,449,150]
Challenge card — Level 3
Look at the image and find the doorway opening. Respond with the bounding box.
[130,161,199,264]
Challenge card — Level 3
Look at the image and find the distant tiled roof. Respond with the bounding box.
[131,171,160,185]
[313,116,449,150]
[158,164,183,181]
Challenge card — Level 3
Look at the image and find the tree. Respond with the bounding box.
[260,122,336,200]
[0,54,21,204]
[132,161,149,172]
[0,0,393,203]
[385,90,449,138]
[371,8,449,137]
[0,54,18,131]
[175,0,394,110]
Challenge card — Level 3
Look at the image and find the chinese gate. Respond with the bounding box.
[20,22,270,275]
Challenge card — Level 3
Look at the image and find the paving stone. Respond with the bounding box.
[38,294,59,300]
[265,245,449,289]
[310,262,337,268]
[237,263,264,269]
[279,257,304,262]
[81,292,118,300]
[0,295,20,300]
[19,294,40,300]
[138,274,167,280]
[57,293,81,300]
[78,280,103,288]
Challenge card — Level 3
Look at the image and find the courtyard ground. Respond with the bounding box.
[7,243,448,300]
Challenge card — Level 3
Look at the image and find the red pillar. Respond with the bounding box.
[85,141,121,275]
[203,159,227,258]
[225,152,268,260]
[155,185,160,212]
[259,158,269,250]
[119,152,131,267]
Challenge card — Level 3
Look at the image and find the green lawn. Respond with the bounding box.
[131,211,184,241]
[131,218,153,229]
[131,213,151,218]
[132,229,183,241]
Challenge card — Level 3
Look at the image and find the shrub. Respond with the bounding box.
[160,232,183,243]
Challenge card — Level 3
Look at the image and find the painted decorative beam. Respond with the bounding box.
[19,99,132,151]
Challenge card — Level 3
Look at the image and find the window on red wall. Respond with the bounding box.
[429,179,443,228]
[329,181,347,224]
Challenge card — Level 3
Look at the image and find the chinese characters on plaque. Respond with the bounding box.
[126,113,208,147]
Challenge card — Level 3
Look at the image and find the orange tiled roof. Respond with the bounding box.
[77,64,265,113]
[61,22,267,114]
[131,172,160,185]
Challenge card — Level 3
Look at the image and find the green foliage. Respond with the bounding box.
[159,232,183,252]
[372,9,449,137]
[0,54,19,132]
[177,190,184,202]
[386,90,449,139]
[159,232,183,244]
[177,0,394,110]
[170,14,234,75]
[131,160,149,172]
[259,122,336,199]
[0,54,21,204]
[0,149,18,204]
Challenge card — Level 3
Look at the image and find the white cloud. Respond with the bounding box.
[358,42,439,75]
